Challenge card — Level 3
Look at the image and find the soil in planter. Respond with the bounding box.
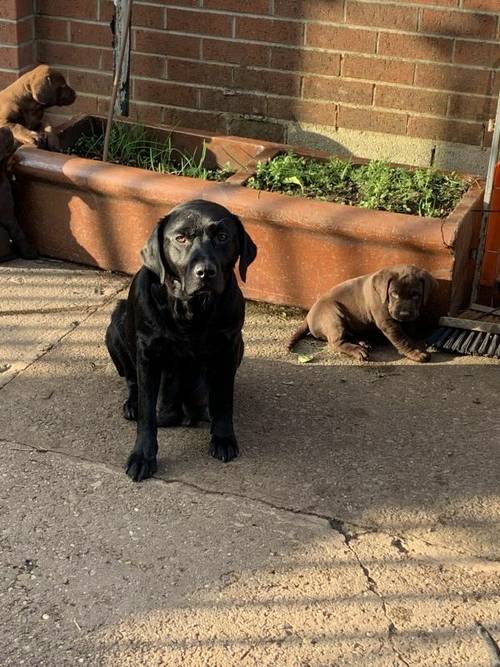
[66,122,233,181]
[246,152,471,218]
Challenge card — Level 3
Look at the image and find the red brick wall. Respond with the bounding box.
[0,0,35,88]
[16,1,500,147]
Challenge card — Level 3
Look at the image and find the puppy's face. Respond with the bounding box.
[142,200,257,299]
[387,276,424,322]
[0,127,15,161]
[30,67,76,107]
[374,265,437,322]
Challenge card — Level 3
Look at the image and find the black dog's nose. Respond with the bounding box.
[194,262,217,279]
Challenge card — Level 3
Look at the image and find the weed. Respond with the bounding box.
[246,152,469,218]
[67,122,232,181]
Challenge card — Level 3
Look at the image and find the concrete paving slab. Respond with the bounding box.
[1,260,499,666]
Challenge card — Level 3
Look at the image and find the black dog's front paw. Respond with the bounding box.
[210,436,239,463]
[126,451,157,482]
[123,398,138,421]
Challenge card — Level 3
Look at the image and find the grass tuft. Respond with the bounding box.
[246,152,470,218]
[67,122,232,181]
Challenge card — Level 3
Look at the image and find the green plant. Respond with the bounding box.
[246,152,469,218]
[68,122,232,181]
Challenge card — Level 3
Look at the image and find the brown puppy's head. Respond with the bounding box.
[0,127,15,161]
[28,65,76,107]
[373,265,438,322]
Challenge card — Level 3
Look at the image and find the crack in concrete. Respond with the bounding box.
[326,518,411,666]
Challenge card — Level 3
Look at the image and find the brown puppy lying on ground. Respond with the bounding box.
[0,64,75,147]
[0,126,37,258]
[289,265,438,362]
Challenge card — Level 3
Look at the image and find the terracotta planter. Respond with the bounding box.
[13,115,484,316]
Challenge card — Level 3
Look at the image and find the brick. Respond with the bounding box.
[0,0,33,20]
[415,63,491,95]
[233,67,300,96]
[168,58,232,86]
[200,88,266,115]
[306,24,377,54]
[448,93,496,122]
[100,49,114,70]
[98,0,115,22]
[274,0,344,22]
[454,40,500,68]
[346,1,418,31]
[462,0,499,9]
[236,17,303,46]
[70,21,112,47]
[0,70,17,88]
[203,0,270,13]
[36,16,69,42]
[267,97,336,126]
[132,3,165,29]
[303,76,373,105]
[134,30,200,58]
[128,102,163,125]
[270,47,340,76]
[343,55,414,84]
[67,69,112,96]
[407,115,483,145]
[0,17,33,44]
[202,39,269,67]
[66,94,99,115]
[0,41,33,68]
[167,8,232,37]
[406,0,458,5]
[228,116,285,142]
[338,105,407,134]
[378,32,453,62]
[38,0,98,20]
[162,108,225,133]
[420,8,497,39]
[131,53,166,79]
[134,78,198,107]
[374,84,448,116]
[37,41,103,69]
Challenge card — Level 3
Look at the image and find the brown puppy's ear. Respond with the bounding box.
[414,268,438,304]
[141,218,167,283]
[234,215,257,282]
[373,268,395,303]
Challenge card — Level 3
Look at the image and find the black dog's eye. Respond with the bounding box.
[216,232,229,242]
[175,234,188,244]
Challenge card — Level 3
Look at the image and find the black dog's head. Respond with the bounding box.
[374,265,438,322]
[141,200,257,299]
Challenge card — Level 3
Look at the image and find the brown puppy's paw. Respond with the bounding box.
[340,343,370,362]
[405,348,430,363]
[126,451,157,482]
[210,435,239,463]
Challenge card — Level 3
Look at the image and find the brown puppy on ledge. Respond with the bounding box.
[0,64,75,147]
[0,126,37,258]
[289,265,438,362]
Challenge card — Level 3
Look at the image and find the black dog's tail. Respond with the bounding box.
[288,320,310,351]
[477,622,500,666]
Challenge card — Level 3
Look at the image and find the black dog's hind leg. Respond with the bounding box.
[182,371,209,426]
[105,301,138,420]
[126,346,161,482]
[156,371,183,427]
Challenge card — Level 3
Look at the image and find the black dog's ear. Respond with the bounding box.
[141,218,167,283]
[235,215,257,283]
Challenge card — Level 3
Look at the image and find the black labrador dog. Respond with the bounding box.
[105,199,257,482]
